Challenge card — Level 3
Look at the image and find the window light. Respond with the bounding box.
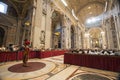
[0,2,8,14]
[61,0,68,6]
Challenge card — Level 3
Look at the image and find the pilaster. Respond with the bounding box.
[45,1,52,49]
[32,0,43,48]
[15,18,22,45]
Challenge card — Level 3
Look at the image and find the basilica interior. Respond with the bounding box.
[0,0,120,80]
[0,0,119,50]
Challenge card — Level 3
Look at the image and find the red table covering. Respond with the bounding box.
[64,53,120,72]
[0,50,67,62]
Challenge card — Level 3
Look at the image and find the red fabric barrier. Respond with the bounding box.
[29,51,37,59]
[0,52,17,62]
[0,52,7,62]
[17,51,37,60]
[64,53,120,72]
[40,51,53,58]
[0,50,67,62]
[17,51,23,60]
[6,52,17,61]
[35,51,41,58]
[40,50,67,58]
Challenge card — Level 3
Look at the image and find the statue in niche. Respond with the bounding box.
[40,30,45,44]
[40,31,45,50]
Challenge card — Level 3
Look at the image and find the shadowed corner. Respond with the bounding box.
[0,76,2,80]
[117,73,120,80]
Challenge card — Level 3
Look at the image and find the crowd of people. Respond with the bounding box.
[0,45,65,52]
[0,43,120,56]
[0,44,25,52]
[70,49,120,56]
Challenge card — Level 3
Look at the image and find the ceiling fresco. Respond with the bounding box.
[66,0,108,27]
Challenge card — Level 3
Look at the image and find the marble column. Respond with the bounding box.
[78,30,82,49]
[65,26,69,49]
[101,31,106,49]
[83,31,87,49]
[81,31,84,49]
[117,14,120,49]
[76,26,82,49]
[105,20,113,49]
[30,1,36,47]
[68,25,71,49]
[74,27,77,48]
[61,26,66,49]
[113,15,120,49]
[74,32,77,48]
[32,0,43,48]
[21,27,26,45]
[15,18,22,45]
[45,1,52,49]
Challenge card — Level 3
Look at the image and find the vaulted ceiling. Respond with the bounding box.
[1,0,108,23]
[65,0,109,39]
[1,0,33,18]
[89,28,101,39]
[66,0,108,26]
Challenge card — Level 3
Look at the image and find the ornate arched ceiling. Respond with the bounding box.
[66,0,108,25]
[0,0,33,18]
[89,28,102,39]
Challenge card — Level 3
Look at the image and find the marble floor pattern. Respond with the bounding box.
[0,55,119,80]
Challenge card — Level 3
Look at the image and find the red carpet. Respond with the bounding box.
[8,62,46,73]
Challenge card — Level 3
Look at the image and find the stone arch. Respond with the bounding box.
[87,27,105,49]
[0,1,18,17]
[51,10,62,49]
[87,27,103,33]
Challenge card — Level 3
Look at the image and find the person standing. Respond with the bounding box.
[23,39,30,67]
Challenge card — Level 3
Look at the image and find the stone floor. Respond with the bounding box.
[0,55,119,80]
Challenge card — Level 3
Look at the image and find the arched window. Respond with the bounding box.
[0,2,8,14]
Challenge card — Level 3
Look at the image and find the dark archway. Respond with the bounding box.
[71,26,75,48]
[0,27,5,47]
[51,11,62,49]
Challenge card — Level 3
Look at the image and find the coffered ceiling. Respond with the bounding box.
[66,0,108,27]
